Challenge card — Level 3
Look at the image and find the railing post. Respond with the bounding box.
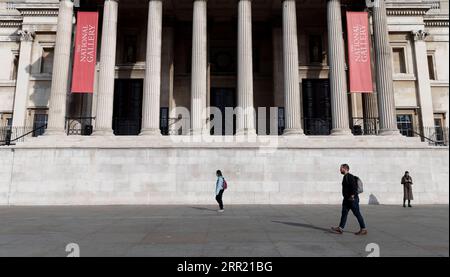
[5,129,12,146]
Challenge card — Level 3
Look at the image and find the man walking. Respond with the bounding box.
[331,164,368,235]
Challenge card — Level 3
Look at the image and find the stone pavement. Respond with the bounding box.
[0,205,448,257]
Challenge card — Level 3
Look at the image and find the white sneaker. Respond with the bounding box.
[218,209,224,213]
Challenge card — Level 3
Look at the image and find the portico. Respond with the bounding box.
[42,0,401,138]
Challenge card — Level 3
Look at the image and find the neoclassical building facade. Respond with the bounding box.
[0,0,449,206]
[0,0,448,140]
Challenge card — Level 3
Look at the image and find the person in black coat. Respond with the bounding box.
[331,164,367,235]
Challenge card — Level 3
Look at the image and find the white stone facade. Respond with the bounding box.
[0,1,448,205]
[0,137,448,205]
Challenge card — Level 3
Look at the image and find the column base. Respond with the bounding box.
[236,128,257,136]
[378,129,401,136]
[283,128,304,136]
[330,128,353,136]
[92,129,115,136]
[139,129,162,136]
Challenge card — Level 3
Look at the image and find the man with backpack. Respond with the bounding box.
[331,164,368,235]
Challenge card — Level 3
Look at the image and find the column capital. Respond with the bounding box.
[18,29,35,42]
[412,29,429,41]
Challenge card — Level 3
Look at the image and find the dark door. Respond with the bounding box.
[113,79,143,136]
[302,79,332,135]
[210,88,236,135]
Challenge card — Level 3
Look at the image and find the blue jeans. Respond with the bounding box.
[339,196,366,229]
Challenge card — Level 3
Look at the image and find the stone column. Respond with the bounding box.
[412,30,435,129]
[11,30,35,129]
[140,0,163,136]
[45,0,74,135]
[327,0,351,135]
[372,0,400,135]
[282,0,303,135]
[190,0,208,135]
[236,0,256,136]
[94,0,119,136]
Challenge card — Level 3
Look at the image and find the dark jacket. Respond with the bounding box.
[342,173,358,199]
[401,176,413,185]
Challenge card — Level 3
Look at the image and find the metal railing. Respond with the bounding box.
[168,117,191,135]
[422,126,449,146]
[0,124,47,146]
[351,117,379,135]
[66,117,95,136]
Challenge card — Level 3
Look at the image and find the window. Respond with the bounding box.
[1,113,13,127]
[33,113,48,137]
[392,48,407,74]
[123,35,138,63]
[433,114,447,145]
[40,48,54,74]
[309,35,323,64]
[427,55,436,80]
[397,114,414,137]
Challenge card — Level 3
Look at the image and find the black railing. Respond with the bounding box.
[66,117,95,136]
[168,117,190,135]
[422,126,449,146]
[0,124,47,146]
[351,117,379,135]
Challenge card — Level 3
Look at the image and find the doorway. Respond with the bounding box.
[113,79,143,136]
[302,79,332,135]
[210,88,236,135]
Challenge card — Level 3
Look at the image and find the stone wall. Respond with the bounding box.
[0,142,448,205]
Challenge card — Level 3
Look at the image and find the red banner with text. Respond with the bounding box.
[346,12,373,93]
[71,12,99,94]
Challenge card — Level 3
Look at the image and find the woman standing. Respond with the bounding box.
[401,171,414,208]
[215,170,225,213]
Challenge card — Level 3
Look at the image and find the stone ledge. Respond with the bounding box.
[4,134,437,150]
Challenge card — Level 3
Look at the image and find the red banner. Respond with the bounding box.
[71,12,99,94]
[346,12,373,93]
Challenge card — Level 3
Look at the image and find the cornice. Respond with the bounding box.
[424,15,450,27]
[0,16,22,28]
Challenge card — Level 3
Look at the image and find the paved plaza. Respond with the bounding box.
[0,205,448,257]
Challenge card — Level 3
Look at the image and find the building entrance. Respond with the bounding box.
[302,79,332,135]
[113,79,143,136]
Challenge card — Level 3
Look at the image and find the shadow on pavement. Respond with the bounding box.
[272,220,352,234]
[190,207,218,212]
